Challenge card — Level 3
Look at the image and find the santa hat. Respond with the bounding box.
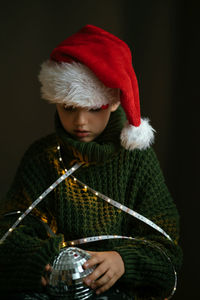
[38,24,155,150]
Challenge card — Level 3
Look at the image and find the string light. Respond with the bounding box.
[62,234,177,299]
[62,242,67,247]
[0,143,177,300]
[57,143,177,299]
[57,144,172,242]
[56,144,177,299]
[0,157,81,245]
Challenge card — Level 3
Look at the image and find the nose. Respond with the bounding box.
[73,110,88,127]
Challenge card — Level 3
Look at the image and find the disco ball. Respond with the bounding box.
[48,247,96,299]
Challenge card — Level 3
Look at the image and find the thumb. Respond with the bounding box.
[85,250,97,256]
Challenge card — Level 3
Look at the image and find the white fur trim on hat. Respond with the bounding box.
[38,60,119,108]
[120,118,155,150]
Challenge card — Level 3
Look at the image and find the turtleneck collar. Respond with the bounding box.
[55,106,126,164]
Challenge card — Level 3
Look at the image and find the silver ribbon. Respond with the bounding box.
[0,163,82,244]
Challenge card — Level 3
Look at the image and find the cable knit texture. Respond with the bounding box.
[0,107,182,299]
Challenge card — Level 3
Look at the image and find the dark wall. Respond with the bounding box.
[123,2,200,299]
[1,0,124,196]
[1,1,199,299]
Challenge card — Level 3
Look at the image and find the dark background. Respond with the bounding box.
[1,1,199,299]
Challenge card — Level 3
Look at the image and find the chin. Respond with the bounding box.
[75,137,92,142]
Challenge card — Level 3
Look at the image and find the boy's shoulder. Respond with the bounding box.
[124,146,161,172]
[21,133,58,161]
[126,146,157,160]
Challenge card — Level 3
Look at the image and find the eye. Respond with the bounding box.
[89,108,102,112]
[63,105,76,112]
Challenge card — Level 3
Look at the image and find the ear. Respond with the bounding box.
[110,101,120,112]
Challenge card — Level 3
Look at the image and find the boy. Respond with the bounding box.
[0,25,182,299]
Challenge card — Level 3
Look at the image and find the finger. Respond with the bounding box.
[91,270,114,289]
[41,276,47,286]
[45,264,52,272]
[84,261,108,286]
[83,253,104,269]
[95,277,116,295]
[85,250,97,255]
[43,264,52,285]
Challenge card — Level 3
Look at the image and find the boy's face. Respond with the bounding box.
[56,103,119,142]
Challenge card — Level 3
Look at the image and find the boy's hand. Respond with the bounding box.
[41,264,52,286]
[83,251,125,295]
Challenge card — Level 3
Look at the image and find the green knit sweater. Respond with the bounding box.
[0,107,182,299]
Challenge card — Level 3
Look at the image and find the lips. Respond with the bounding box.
[74,130,90,137]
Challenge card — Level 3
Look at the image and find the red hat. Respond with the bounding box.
[38,24,154,150]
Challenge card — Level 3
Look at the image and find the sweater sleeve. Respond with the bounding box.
[112,148,182,299]
[0,140,63,294]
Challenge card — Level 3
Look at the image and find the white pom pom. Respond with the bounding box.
[120,118,155,150]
